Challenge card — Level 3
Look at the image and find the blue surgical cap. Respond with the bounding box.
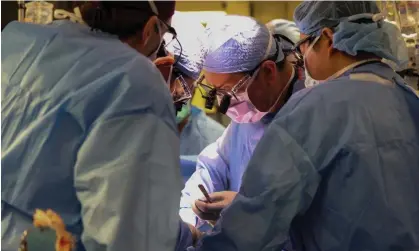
[203,15,284,74]
[293,1,408,69]
[164,12,207,80]
[266,19,300,49]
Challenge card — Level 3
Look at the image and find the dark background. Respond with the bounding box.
[2,1,18,30]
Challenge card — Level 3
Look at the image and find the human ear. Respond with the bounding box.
[141,16,159,47]
[322,28,335,56]
[259,61,277,87]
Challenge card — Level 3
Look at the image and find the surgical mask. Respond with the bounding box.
[216,74,263,124]
[225,66,295,123]
[303,36,322,87]
[225,95,267,124]
[176,101,191,124]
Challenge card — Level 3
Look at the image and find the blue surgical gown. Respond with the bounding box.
[179,107,224,183]
[1,21,190,251]
[192,62,419,251]
[180,106,225,156]
[180,79,305,228]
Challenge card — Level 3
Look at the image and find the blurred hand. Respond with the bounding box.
[192,191,238,221]
[187,223,203,246]
[153,55,175,66]
[153,56,175,85]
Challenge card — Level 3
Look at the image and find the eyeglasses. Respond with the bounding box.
[198,74,250,99]
[196,74,253,112]
[293,35,315,58]
[159,20,183,68]
[170,68,193,104]
[195,76,226,110]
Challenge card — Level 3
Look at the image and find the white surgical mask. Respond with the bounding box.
[303,36,322,87]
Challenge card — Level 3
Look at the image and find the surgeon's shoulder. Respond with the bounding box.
[274,86,314,117]
[123,53,170,94]
[73,45,175,130]
[272,83,337,126]
[273,79,368,133]
[3,21,41,34]
[106,52,175,121]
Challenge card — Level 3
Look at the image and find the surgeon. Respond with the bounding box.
[156,13,225,155]
[266,18,306,91]
[155,13,225,183]
[190,1,419,251]
[179,16,304,230]
[266,19,300,45]
[1,1,198,251]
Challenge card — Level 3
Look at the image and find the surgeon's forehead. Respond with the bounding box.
[204,71,246,89]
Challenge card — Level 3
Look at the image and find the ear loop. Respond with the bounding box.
[148,0,163,56]
[146,18,164,58]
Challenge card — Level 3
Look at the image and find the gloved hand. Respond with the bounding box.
[187,223,203,246]
[192,191,238,222]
